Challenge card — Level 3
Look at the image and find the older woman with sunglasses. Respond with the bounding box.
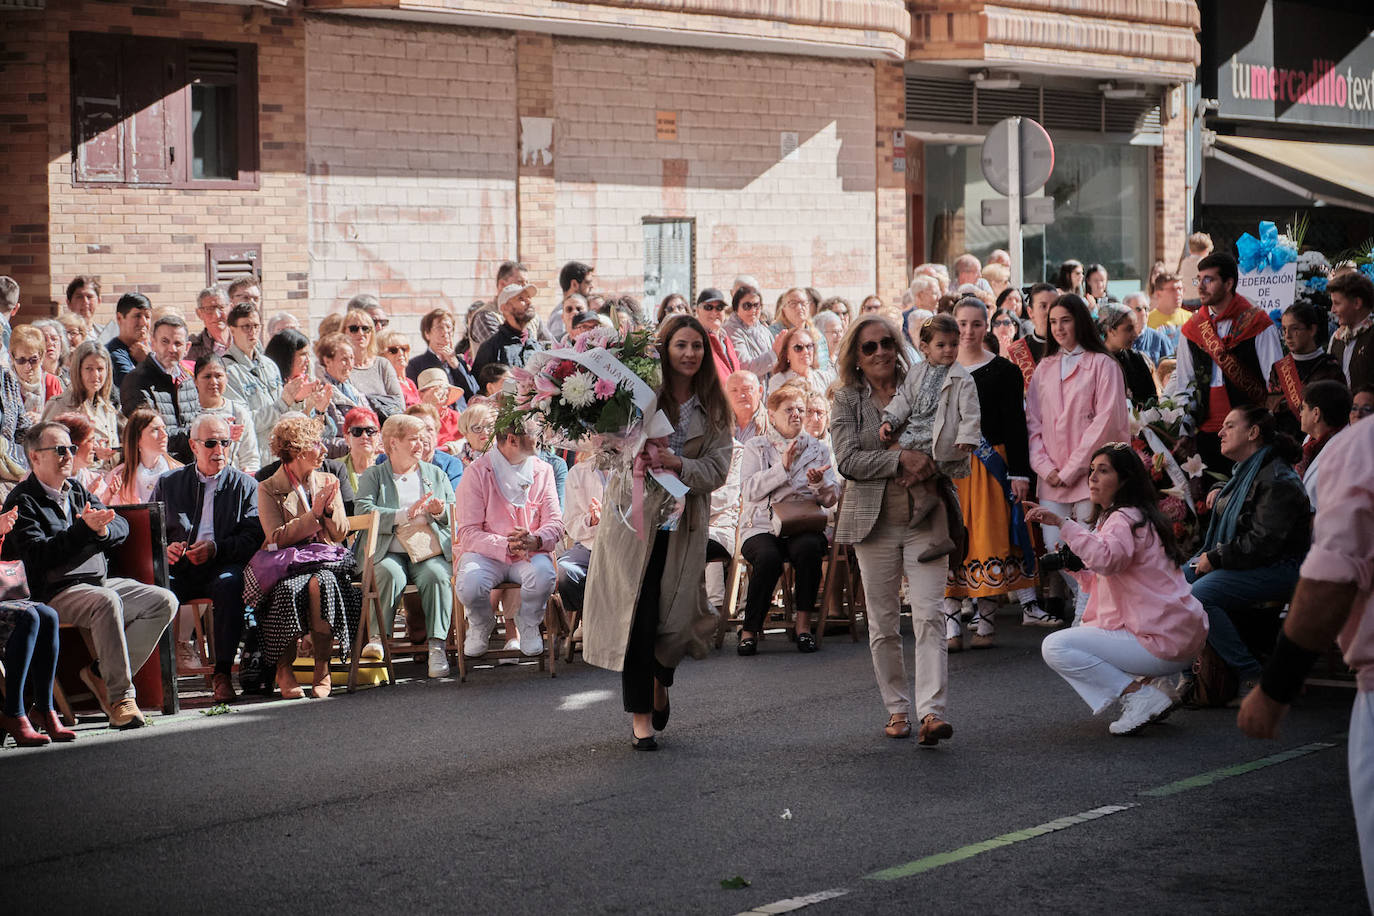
[831,314,956,746]
[723,284,776,378]
[766,324,834,398]
[339,307,404,419]
[339,405,382,492]
[376,328,421,407]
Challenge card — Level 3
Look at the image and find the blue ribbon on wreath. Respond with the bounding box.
[1236,220,1297,274]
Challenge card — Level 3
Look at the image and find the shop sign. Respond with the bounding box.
[656,111,677,141]
[1210,0,1374,130]
[1238,263,1297,314]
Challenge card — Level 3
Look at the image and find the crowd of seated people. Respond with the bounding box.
[0,255,1370,755]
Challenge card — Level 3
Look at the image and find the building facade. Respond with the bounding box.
[1,1,1201,333]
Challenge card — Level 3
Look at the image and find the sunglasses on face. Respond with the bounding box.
[386,345,411,355]
[698,302,726,312]
[198,438,232,449]
[11,355,40,367]
[347,324,373,335]
[739,301,762,311]
[993,319,1016,328]
[859,336,897,356]
[38,444,78,457]
[791,343,815,353]
[349,426,379,437]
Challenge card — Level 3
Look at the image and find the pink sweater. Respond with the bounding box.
[1026,351,1130,503]
[1300,421,1374,692]
[1062,509,1208,662]
[456,451,565,563]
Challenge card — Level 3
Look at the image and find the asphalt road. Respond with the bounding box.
[2,613,1366,915]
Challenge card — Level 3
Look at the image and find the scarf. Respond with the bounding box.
[489,446,534,507]
[17,373,44,414]
[324,371,366,407]
[1334,314,1373,343]
[1180,292,1271,350]
[1202,446,1271,551]
[1298,432,1333,477]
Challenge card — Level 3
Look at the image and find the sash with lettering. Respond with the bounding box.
[1272,354,1304,413]
[1005,338,1038,390]
[972,437,1037,575]
[1180,293,1271,406]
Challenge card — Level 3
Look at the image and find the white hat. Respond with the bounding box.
[497,283,539,308]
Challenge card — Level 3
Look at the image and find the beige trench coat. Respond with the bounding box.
[582,407,733,673]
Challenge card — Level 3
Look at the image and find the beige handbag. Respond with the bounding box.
[395,515,442,563]
[769,499,827,538]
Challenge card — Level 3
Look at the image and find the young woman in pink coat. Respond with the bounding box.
[1026,293,1130,623]
[1026,444,1207,735]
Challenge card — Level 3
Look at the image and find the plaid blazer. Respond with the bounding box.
[831,383,903,545]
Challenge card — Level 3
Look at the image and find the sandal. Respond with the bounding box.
[884,714,911,739]
[796,632,817,653]
[737,636,758,657]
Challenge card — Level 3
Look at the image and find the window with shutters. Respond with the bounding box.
[643,218,695,307]
[205,243,262,288]
[70,32,258,189]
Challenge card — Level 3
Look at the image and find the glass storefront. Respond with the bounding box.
[924,140,1151,292]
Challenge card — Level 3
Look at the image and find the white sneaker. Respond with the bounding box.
[360,637,385,661]
[1109,684,1175,735]
[1020,602,1061,628]
[498,637,520,665]
[427,639,450,678]
[463,619,494,658]
[518,625,544,657]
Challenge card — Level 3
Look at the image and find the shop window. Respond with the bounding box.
[71,32,258,189]
[643,218,695,306]
[205,243,261,288]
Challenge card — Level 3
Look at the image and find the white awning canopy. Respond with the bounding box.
[1212,135,1374,212]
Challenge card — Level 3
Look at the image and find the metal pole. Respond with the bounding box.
[1007,116,1023,289]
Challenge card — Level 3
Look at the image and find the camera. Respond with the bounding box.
[1038,543,1084,573]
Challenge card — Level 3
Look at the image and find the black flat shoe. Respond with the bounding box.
[796,632,817,653]
[652,695,670,732]
[632,732,658,752]
[737,637,758,657]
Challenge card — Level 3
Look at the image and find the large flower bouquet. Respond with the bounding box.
[1129,395,1210,554]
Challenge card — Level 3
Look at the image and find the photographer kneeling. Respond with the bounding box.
[1025,444,1208,735]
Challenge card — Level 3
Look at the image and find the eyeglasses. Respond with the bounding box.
[1193,276,1219,287]
[738,301,762,311]
[11,355,40,367]
[1352,405,1374,418]
[791,343,815,352]
[372,318,390,328]
[698,302,725,312]
[386,345,411,355]
[780,405,806,415]
[37,444,78,457]
[197,438,232,449]
[470,423,495,434]
[859,336,897,356]
[992,319,1016,328]
[349,426,379,437]
[235,321,262,333]
[347,324,373,335]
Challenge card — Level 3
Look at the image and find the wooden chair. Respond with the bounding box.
[174,598,215,681]
[447,502,556,681]
[345,511,393,692]
[814,490,863,646]
[716,498,799,649]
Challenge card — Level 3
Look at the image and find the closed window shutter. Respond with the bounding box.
[71,32,125,183]
[642,218,695,306]
[205,243,261,287]
[124,37,178,185]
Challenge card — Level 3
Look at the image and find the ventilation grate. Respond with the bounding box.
[906,75,1161,137]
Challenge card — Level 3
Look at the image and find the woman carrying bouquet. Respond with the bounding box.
[582,315,734,751]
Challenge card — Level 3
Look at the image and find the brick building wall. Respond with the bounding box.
[19,0,310,322]
[549,38,878,309]
[1155,85,1189,268]
[0,7,51,310]
[305,16,517,336]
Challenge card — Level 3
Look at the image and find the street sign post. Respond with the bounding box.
[980,117,1055,289]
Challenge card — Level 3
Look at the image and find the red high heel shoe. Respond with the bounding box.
[36,709,77,743]
[0,712,51,748]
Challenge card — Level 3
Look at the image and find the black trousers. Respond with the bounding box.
[623,532,676,714]
[740,531,829,633]
[169,562,246,676]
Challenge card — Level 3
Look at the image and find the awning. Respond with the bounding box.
[1211,135,1374,213]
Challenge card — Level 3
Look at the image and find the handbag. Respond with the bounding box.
[769,499,827,538]
[0,559,30,601]
[395,515,442,563]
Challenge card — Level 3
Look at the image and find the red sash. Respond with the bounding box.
[1182,297,1271,406]
[1273,355,1303,412]
[1006,338,1037,389]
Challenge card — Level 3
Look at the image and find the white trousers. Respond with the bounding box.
[1041,625,1185,714]
[1352,690,1374,913]
[1039,498,1094,624]
[455,552,555,630]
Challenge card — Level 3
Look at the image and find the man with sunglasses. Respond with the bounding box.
[695,287,740,386]
[3,422,177,729]
[151,415,263,703]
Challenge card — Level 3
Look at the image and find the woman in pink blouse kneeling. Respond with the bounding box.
[1025,443,1208,736]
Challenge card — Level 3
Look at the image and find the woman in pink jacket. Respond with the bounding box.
[455,421,565,660]
[1026,444,1207,735]
[1026,293,1130,623]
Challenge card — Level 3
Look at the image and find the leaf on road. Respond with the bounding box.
[719,876,751,890]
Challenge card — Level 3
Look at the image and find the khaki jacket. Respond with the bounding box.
[831,383,902,545]
[582,406,733,672]
[257,466,348,548]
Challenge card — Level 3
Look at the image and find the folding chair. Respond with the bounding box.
[174,598,215,681]
[717,499,799,650]
[814,490,863,645]
[447,502,556,680]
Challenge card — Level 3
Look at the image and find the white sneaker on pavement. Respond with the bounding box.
[463,619,494,658]
[1019,602,1060,628]
[360,637,385,661]
[427,639,450,678]
[1109,684,1175,735]
[498,637,520,665]
[518,625,544,657]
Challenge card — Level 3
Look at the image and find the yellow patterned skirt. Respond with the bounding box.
[945,444,1038,599]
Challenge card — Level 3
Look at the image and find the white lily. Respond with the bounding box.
[1180,454,1205,478]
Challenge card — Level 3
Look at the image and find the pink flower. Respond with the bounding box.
[534,374,560,400]
[594,377,618,400]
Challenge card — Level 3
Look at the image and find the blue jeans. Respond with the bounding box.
[1185,557,1300,678]
[556,544,591,614]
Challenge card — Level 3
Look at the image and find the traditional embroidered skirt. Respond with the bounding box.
[945,444,1038,599]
